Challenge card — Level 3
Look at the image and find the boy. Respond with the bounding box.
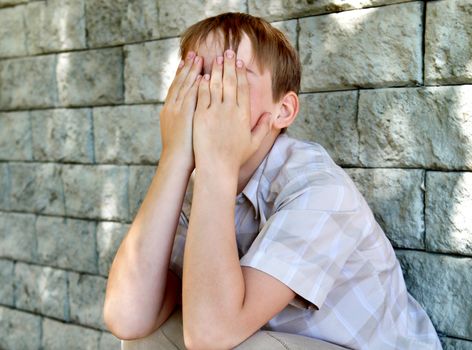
[104,12,442,350]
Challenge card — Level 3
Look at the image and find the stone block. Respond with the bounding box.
[36,216,97,273]
[0,5,27,57]
[14,262,68,320]
[155,0,245,37]
[123,0,159,42]
[271,19,298,52]
[0,163,9,210]
[287,91,359,166]
[124,38,180,104]
[249,0,413,21]
[42,317,101,350]
[62,164,129,221]
[0,55,57,109]
[31,108,94,163]
[345,169,424,249]
[0,0,27,7]
[9,162,65,215]
[358,85,472,169]
[128,165,156,220]
[0,111,32,161]
[396,250,472,339]
[85,0,127,47]
[299,2,423,92]
[25,0,86,55]
[0,259,14,306]
[69,272,107,330]
[97,221,129,276]
[0,306,41,350]
[99,332,122,349]
[425,0,472,84]
[440,337,472,350]
[94,104,162,164]
[56,47,124,107]
[0,212,36,261]
[426,172,472,256]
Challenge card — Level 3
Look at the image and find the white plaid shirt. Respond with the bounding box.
[170,133,442,350]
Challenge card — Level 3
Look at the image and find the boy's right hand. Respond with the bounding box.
[159,51,203,170]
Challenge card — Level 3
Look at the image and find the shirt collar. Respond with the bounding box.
[238,133,287,220]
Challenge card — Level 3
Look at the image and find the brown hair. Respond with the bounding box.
[179,12,302,134]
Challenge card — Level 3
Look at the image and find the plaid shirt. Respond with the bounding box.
[170,133,442,350]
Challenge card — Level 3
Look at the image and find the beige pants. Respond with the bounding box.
[121,306,349,350]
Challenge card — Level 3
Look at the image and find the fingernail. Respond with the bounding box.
[216,56,223,65]
[204,74,210,80]
[226,50,234,59]
[178,60,184,68]
[236,59,243,68]
[187,51,195,59]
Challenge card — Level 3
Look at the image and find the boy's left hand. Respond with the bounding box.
[193,49,272,174]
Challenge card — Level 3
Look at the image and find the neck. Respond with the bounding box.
[236,129,280,195]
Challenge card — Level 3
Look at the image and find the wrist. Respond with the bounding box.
[158,152,194,175]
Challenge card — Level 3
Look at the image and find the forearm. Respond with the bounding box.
[104,153,193,337]
[182,164,245,340]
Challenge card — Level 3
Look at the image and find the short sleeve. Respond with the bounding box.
[169,209,189,280]
[239,206,363,310]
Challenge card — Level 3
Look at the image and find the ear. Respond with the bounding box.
[273,91,299,131]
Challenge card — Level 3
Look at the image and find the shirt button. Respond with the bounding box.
[236,194,245,204]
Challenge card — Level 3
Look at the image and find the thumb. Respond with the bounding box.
[251,112,272,148]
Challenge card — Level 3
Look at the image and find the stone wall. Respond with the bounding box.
[0,0,471,348]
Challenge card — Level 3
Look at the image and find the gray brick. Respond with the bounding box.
[97,221,129,276]
[396,250,472,339]
[122,0,159,43]
[69,272,107,330]
[14,262,68,320]
[9,162,65,215]
[425,0,472,84]
[94,104,162,164]
[0,163,9,210]
[25,0,86,55]
[42,317,100,350]
[0,306,41,350]
[99,332,122,349]
[85,0,127,48]
[56,48,124,107]
[62,164,129,221]
[156,0,245,38]
[345,169,424,249]
[249,0,413,21]
[0,212,36,262]
[0,55,58,109]
[0,111,32,161]
[287,91,359,166]
[358,86,472,169]
[31,108,94,163]
[128,165,156,221]
[36,216,97,273]
[0,0,27,7]
[0,5,27,57]
[124,38,180,104]
[299,2,423,92]
[426,172,472,256]
[271,19,297,51]
[0,259,14,306]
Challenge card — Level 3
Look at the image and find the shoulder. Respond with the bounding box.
[265,134,361,213]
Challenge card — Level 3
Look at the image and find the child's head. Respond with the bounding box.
[179,12,301,135]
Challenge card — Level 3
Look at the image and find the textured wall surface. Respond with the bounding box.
[0,0,471,349]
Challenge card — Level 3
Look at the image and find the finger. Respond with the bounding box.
[210,55,223,103]
[236,58,250,115]
[223,49,237,103]
[196,74,211,112]
[168,51,196,102]
[175,55,203,103]
[182,74,203,114]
